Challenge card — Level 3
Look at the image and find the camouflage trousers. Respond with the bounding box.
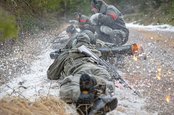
[59,62,115,103]
[96,25,128,46]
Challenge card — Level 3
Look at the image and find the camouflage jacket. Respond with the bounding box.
[47,45,101,80]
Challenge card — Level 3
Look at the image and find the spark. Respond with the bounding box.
[133,55,138,61]
[166,95,171,103]
[156,67,161,80]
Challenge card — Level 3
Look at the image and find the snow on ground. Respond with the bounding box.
[126,22,174,32]
[0,47,60,101]
[0,25,162,115]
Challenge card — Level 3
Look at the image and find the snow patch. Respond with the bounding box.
[126,23,174,32]
[0,48,59,101]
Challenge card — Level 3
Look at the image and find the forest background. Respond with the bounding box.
[0,0,174,43]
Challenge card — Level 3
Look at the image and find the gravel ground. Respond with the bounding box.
[0,24,68,86]
[122,27,174,115]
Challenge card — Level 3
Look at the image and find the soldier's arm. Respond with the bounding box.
[47,52,68,80]
[98,9,118,26]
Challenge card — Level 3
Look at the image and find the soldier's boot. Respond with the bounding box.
[76,74,97,115]
[111,30,128,46]
[100,26,113,35]
[109,30,123,46]
[100,26,124,46]
[89,95,118,115]
[77,73,97,104]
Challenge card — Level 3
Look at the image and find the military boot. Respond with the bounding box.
[76,74,97,115]
[77,73,97,104]
[109,30,123,46]
[88,95,118,115]
[100,26,113,35]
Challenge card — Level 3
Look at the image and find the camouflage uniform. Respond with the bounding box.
[90,0,129,46]
[65,26,96,49]
[64,25,79,49]
[47,33,115,103]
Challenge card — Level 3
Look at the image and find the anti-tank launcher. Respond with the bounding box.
[98,43,142,55]
[49,43,143,59]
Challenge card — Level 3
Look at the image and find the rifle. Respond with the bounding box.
[78,45,141,97]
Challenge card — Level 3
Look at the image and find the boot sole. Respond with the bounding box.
[105,98,118,112]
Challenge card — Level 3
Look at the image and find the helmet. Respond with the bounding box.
[76,32,91,44]
[91,0,107,13]
[66,25,76,34]
[82,30,96,44]
[74,12,82,19]
[91,0,103,10]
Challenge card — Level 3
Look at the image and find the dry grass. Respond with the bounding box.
[0,96,77,115]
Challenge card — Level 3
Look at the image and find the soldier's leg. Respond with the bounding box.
[59,75,80,103]
[74,64,118,114]
[90,67,118,114]
[111,29,128,46]
[100,25,128,46]
[98,26,114,43]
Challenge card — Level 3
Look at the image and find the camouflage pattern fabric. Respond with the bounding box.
[90,0,129,46]
[47,46,115,103]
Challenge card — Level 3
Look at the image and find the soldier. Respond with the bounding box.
[47,32,118,114]
[50,25,96,59]
[64,25,79,49]
[90,0,129,46]
[50,25,78,59]
[75,13,90,25]
[74,12,96,35]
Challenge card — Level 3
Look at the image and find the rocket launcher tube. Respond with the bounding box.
[97,43,142,55]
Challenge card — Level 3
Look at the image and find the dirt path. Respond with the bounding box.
[0,24,174,115]
[123,27,174,115]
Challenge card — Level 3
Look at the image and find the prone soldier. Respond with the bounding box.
[47,32,118,115]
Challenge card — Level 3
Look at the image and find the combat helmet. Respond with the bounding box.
[73,32,91,47]
[91,0,107,13]
[66,25,77,34]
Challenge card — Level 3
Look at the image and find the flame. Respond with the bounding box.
[156,68,161,80]
[133,55,138,61]
[166,95,171,103]
[132,44,142,54]
[132,44,144,54]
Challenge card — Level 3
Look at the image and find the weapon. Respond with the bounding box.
[78,45,141,97]
[97,43,141,55]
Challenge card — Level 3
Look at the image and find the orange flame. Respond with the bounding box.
[166,95,171,103]
[131,44,141,54]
